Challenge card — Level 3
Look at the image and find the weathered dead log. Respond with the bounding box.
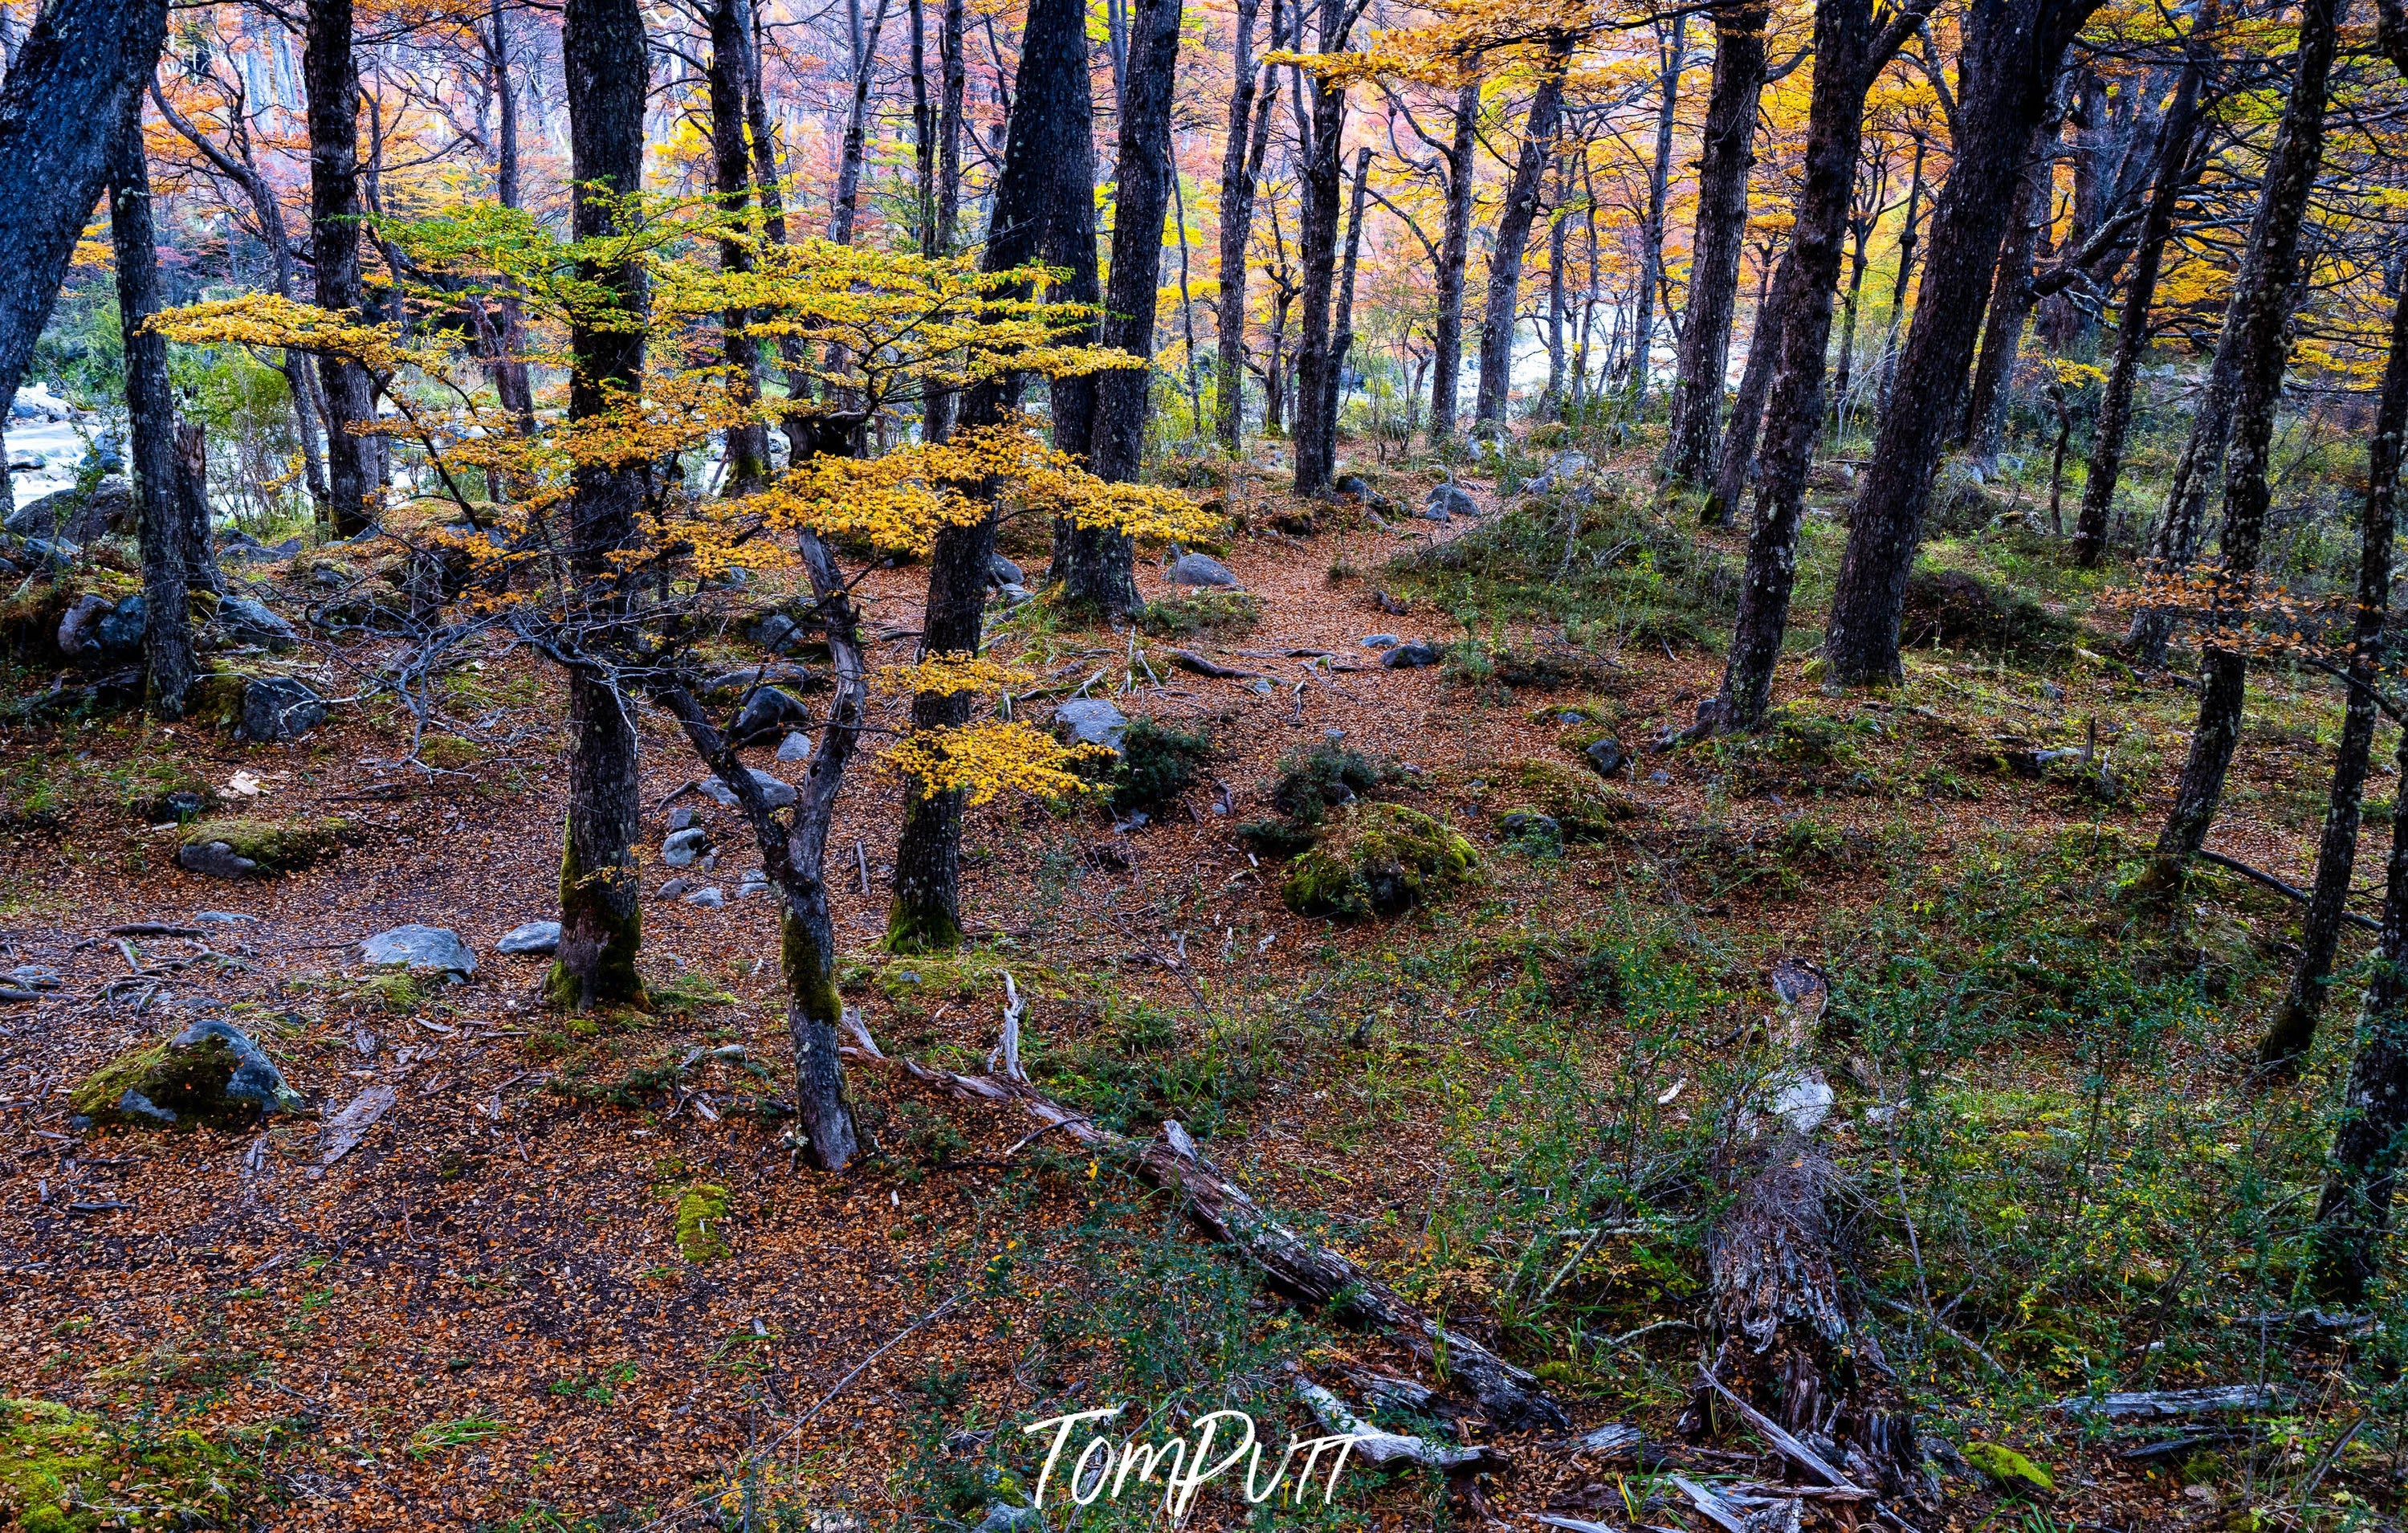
[848,1011,1571,1429]
[1695,959,1929,1501]
[1291,1369,1511,1473]
[2053,1385,2293,1419]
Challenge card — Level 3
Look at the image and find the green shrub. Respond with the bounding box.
[1283,802,1479,919]
[1112,719,1212,813]
[1136,590,1260,638]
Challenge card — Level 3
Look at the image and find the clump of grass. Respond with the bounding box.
[1238,738,1406,854]
[1136,589,1260,639]
[1900,565,2078,659]
[1282,802,1479,918]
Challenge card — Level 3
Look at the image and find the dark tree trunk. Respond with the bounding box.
[1545,209,1568,411]
[1958,109,2061,463]
[1823,0,2106,685]
[0,0,168,413]
[1473,42,1573,427]
[2152,0,2341,871]
[1430,80,1480,442]
[1705,248,1787,526]
[1705,0,1915,727]
[110,92,194,721]
[2128,328,2243,661]
[1063,0,1184,617]
[1289,0,1355,496]
[709,0,772,492]
[911,0,935,252]
[547,0,651,1013]
[1828,206,1875,437]
[1664,0,1770,485]
[936,0,968,253]
[2260,286,2408,1074]
[891,0,1095,950]
[1214,0,1277,452]
[1322,145,1374,451]
[175,423,219,597]
[829,0,891,245]
[486,0,536,434]
[305,0,379,537]
[2075,14,2210,566]
[1623,16,1687,402]
[1874,136,1925,410]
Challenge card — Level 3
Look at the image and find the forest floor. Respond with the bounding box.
[0,431,2394,1532]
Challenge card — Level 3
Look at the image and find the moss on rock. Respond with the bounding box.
[1961,1440,2053,1491]
[1283,802,1479,919]
[67,1017,302,1131]
[1498,757,1638,842]
[177,816,354,873]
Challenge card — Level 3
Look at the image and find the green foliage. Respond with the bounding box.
[2,1396,268,1531]
[176,817,356,872]
[1962,1441,2054,1491]
[1110,719,1212,813]
[1901,565,2079,660]
[1283,802,1480,919]
[1486,757,1640,842]
[674,1186,732,1262]
[1135,589,1260,638]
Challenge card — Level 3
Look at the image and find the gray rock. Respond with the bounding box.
[682,886,727,908]
[1525,451,1593,496]
[194,911,256,926]
[988,552,1025,588]
[1500,810,1561,840]
[1425,483,1477,520]
[1382,641,1443,669]
[7,475,133,542]
[173,1015,305,1116]
[666,806,696,832]
[1168,551,1238,588]
[177,841,259,880]
[1055,698,1129,749]
[1359,634,1400,650]
[738,870,772,897]
[776,731,812,762]
[748,613,801,654]
[731,685,811,745]
[1249,676,1274,694]
[697,768,798,809]
[356,923,478,977]
[992,582,1033,605]
[56,593,112,661]
[660,877,695,900]
[116,1089,180,1126]
[663,826,712,866]
[495,921,561,955]
[239,676,326,741]
[701,663,818,700]
[973,1506,1041,1533]
[215,597,299,650]
[1583,737,1628,776]
[92,593,146,658]
[1336,474,1372,499]
[18,537,76,569]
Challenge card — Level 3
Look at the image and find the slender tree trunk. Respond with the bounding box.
[1430,80,1481,442]
[1823,0,2106,685]
[2152,0,2341,873]
[936,0,967,250]
[1875,137,1925,410]
[709,0,772,492]
[911,0,935,253]
[1624,16,1687,403]
[1322,145,1373,459]
[1290,0,1357,495]
[0,0,168,413]
[2127,332,2243,661]
[176,422,219,597]
[1706,243,1786,526]
[2075,14,2209,565]
[1544,208,1568,412]
[890,0,1095,950]
[1473,42,1573,427]
[487,0,536,434]
[1958,109,2062,462]
[829,0,891,245]
[1066,0,1184,615]
[1214,0,1276,451]
[1705,0,1909,725]
[1828,214,1873,438]
[109,92,194,720]
[1664,0,1770,484]
[547,0,651,1012]
[304,0,378,536]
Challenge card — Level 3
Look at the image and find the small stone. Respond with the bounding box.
[988,552,1025,587]
[682,886,727,908]
[1054,698,1129,749]
[354,1029,377,1057]
[92,593,147,658]
[696,768,798,809]
[730,685,811,745]
[1583,737,1628,776]
[194,911,255,926]
[1359,634,1400,650]
[1649,769,1672,785]
[177,841,259,880]
[663,826,711,867]
[776,731,812,762]
[1249,677,1275,694]
[1500,810,1561,840]
[1168,551,1239,588]
[356,923,478,978]
[239,676,327,742]
[215,597,299,650]
[666,806,696,832]
[661,878,695,900]
[1424,483,1477,520]
[1382,641,1442,669]
[495,920,562,956]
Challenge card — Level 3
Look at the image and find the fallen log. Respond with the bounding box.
[2052,1385,2293,1420]
[1694,960,1930,1500]
[1291,1369,1510,1474]
[848,1011,1570,1429]
[1167,647,1264,680]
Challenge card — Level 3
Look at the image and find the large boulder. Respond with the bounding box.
[176,817,353,879]
[729,685,811,745]
[6,475,134,543]
[987,552,1025,588]
[663,826,711,866]
[697,767,798,809]
[1054,698,1129,750]
[495,920,562,956]
[1523,451,1592,496]
[357,923,478,977]
[214,597,299,651]
[238,675,326,741]
[1282,803,1480,919]
[1167,551,1239,588]
[69,1013,304,1129]
[1425,483,1477,521]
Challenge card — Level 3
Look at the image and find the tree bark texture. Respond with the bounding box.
[1289,0,1355,495]
[110,92,195,722]
[1823,0,2106,684]
[1705,255,1787,526]
[2153,0,2342,870]
[1473,43,1574,427]
[1430,80,1481,442]
[305,0,380,537]
[709,0,772,492]
[1624,16,1688,401]
[1214,0,1277,451]
[0,0,168,413]
[548,0,652,1012]
[1321,146,1374,459]
[1664,0,1769,485]
[829,0,892,245]
[1957,111,2061,463]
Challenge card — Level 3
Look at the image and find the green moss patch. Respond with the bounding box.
[176,817,355,873]
[1962,1440,2053,1491]
[67,1020,299,1131]
[674,1184,732,1262]
[1490,757,1638,842]
[1135,589,1259,638]
[1283,803,1479,919]
[2,1397,260,1531]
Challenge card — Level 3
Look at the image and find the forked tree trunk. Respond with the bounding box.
[891,0,1096,951]
[1473,42,1573,427]
[305,0,380,536]
[1664,0,1770,487]
[110,92,195,721]
[1705,249,1786,527]
[1065,0,1184,618]
[548,0,651,1012]
[2152,0,2341,875]
[1321,146,1373,450]
[708,0,772,493]
[828,0,892,245]
[1823,0,2106,684]
[2127,331,2243,663]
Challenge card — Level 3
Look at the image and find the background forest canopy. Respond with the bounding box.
[23,0,2408,1523]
